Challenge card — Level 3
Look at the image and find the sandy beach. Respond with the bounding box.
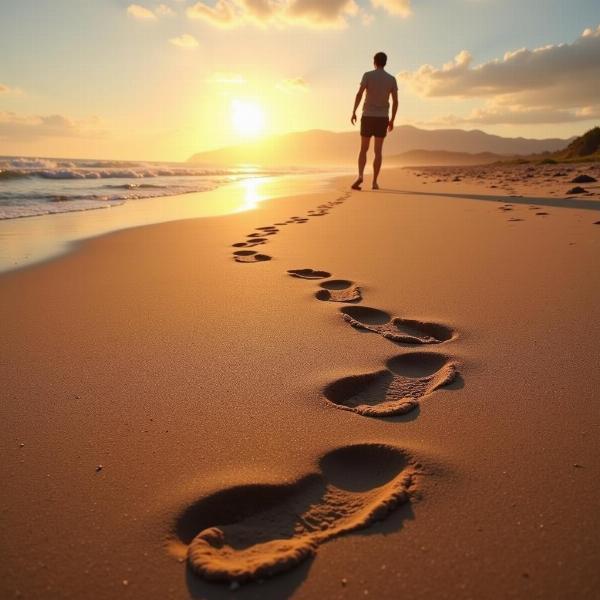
[1,165,599,599]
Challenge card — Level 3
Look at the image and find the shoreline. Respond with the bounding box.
[0,170,346,275]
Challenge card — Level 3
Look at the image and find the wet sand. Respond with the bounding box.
[1,166,599,599]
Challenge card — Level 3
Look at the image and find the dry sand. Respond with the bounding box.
[1,166,599,599]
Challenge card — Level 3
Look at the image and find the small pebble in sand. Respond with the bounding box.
[95,465,103,472]
[571,174,597,184]
[573,464,584,468]
[341,578,348,587]
[122,580,129,586]
[19,442,25,448]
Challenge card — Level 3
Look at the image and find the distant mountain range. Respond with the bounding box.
[189,125,574,167]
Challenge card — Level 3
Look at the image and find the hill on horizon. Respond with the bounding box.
[189,125,573,167]
[554,126,600,161]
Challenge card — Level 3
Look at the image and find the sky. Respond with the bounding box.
[0,0,599,161]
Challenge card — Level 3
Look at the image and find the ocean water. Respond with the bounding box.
[0,156,297,219]
[0,158,347,274]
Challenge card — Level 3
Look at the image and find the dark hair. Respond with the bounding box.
[374,52,387,67]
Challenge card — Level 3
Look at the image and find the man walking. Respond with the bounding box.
[351,52,398,190]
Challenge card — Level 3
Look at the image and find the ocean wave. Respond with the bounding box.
[0,158,272,181]
[103,183,167,190]
[0,170,28,180]
[0,167,257,180]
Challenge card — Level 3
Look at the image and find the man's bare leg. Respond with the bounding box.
[352,136,370,190]
[372,136,384,190]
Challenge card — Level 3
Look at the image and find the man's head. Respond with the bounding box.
[374,52,387,68]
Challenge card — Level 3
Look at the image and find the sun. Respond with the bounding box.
[231,99,266,138]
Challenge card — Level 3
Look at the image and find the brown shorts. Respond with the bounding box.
[361,116,389,138]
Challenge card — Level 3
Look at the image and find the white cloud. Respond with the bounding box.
[0,112,105,142]
[370,0,411,17]
[169,33,199,48]
[399,24,600,125]
[186,0,402,28]
[127,4,158,20]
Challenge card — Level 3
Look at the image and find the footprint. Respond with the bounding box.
[248,231,277,238]
[232,238,267,248]
[233,250,272,264]
[175,444,416,584]
[341,306,455,344]
[288,268,332,280]
[324,353,457,417]
[315,280,362,303]
[536,212,549,216]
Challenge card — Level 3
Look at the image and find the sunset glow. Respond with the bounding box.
[0,1,598,161]
[231,100,266,138]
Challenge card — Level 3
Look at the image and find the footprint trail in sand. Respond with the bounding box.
[176,444,416,584]
[177,189,465,586]
[230,192,351,263]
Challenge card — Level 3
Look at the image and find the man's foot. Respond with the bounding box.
[372,182,380,190]
[351,177,363,190]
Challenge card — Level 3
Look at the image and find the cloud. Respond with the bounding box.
[370,0,411,17]
[276,77,309,92]
[169,33,199,47]
[0,84,17,94]
[127,4,158,20]
[186,0,237,26]
[424,105,600,127]
[285,0,359,27]
[0,112,105,142]
[186,0,390,28]
[156,3,176,16]
[399,24,600,124]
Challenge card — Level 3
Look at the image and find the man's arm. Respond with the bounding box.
[351,85,366,125]
[388,89,399,132]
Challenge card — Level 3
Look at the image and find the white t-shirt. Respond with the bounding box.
[360,69,398,118]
